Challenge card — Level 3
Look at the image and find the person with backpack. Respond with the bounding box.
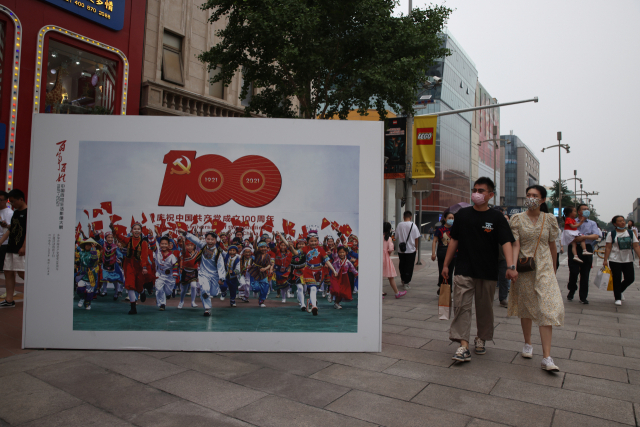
[395,211,421,289]
[603,215,640,306]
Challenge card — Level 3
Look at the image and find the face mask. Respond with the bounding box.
[616,226,626,230]
[582,210,590,218]
[471,192,485,205]
[446,219,454,226]
[523,197,541,210]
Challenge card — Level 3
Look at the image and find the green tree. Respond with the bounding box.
[548,180,573,213]
[198,0,452,119]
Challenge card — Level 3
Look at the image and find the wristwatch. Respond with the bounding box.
[509,265,516,270]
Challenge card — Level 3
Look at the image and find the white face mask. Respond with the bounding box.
[523,197,542,210]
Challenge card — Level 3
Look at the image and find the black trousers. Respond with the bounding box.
[568,244,593,301]
[0,245,6,271]
[398,252,417,284]
[609,261,634,301]
[436,248,455,288]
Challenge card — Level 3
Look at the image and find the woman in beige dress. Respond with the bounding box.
[509,185,564,372]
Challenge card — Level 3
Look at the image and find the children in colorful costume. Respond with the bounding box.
[247,241,273,307]
[75,238,100,310]
[185,230,226,314]
[223,244,242,307]
[111,222,150,315]
[178,237,202,309]
[99,231,125,300]
[150,233,179,311]
[238,246,254,302]
[331,245,358,309]
[272,240,293,303]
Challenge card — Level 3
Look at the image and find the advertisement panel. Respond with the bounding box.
[24,115,382,352]
[412,115,437,179]
[38,0,126,31]
[384,117,406,179]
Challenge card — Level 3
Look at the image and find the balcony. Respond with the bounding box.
[140,81,247,117]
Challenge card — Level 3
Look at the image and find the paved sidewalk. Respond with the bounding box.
[1,256,640,426]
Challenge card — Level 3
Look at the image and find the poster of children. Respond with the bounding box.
[25,116,382,352]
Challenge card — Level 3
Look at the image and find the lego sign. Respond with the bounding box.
[416,128,434,145]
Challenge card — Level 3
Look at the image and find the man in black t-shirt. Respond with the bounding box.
[0,189,27,308]
[442,178,517,362]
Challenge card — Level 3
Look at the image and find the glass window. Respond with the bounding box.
[45,39,118,114]
[162,31,184,85]
[208,66,224,99]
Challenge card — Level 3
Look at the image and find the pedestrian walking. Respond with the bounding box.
[508,185,564,372]
[0,191,13,275]
[431,211,455,296]
[603,215,640,306]
[442,177,517,362]
[566,204,601,304]
[383,222,407,299]
[0,189,27,308]
[395,211,421,290]
[627,220,638,239]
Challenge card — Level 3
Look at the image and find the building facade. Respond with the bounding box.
[415,29,478,225]
[0,0,145,194]
[471,81,500,200]
[500,133,540,206]
[632,199,640,224]
[140,0,249,117]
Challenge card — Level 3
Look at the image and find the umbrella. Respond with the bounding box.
[447,202,471,214]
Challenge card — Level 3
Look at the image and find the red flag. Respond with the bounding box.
[211,220,225,234]
[321,218,331,230]
[92,220,104,231]
[230,217,242,228]
[339,224,353,237]
[168,222,177,230]
[302,225,308,238]
[110,214,122,224]
[131,216,136,227]
[75,222,82,241]
[93,209,103,218]
[175,221,188,230]
[150,213,155,223]
[282,219,295,236]
[100,201,113,215]
[157,219,168,234]
[242,219,250,228]
[262,218,274,233]
[141,212,148,224]
[142,226,150,236]
[331,221,339,230]
[84,209,90,219]
[113,224,127,236]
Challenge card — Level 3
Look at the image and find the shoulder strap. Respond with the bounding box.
[533,214,546,258]
[405,223,414,245]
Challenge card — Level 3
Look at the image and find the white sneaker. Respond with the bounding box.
[573,257,583,263]
[281,298,286,303]
[125,295,130,301]
[522,344,533,359]
[178,302,184,309]
[191,302,199,308]
[85,305,91,310]
[260,303,266,308]
[78,300,84,308]
[327,294,332,302]
[333,303,342,309]
[621,293,625,301]
[541,357,559,372]
[220,295,225,301]
[322,291,326,298]
[615,300,622,306]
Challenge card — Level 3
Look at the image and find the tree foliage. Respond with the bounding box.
[548,180,574,212]
[198,0,451,119]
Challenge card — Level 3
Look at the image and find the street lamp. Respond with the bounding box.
[542,132,569,223]
[565,170,582,207]
[479,124,510,206]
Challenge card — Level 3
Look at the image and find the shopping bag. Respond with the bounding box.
[607,273,614,291]
[438,280,451,320]
[593,267,611,291]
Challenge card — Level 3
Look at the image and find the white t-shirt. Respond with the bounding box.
[0,207,13,246]
[395,221,421,254]
[606,230,638,263]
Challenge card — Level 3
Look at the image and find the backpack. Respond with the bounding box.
[612,230,634,251]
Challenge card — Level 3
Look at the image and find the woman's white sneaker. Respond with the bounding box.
[615,300,622,306]
[621,293,625,301]
[522,344,533,359]
[541,357,559,372]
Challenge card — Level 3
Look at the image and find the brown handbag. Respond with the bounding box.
[516,213,545,273]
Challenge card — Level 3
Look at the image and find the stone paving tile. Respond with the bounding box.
[300,351,398,372]
[18,404,134,427]
[580,308,640,320]
[495,322,599,338]
[512,354,629,383]
[380,303,414,312]
[620,329,640,339]
[551,410,633,427]
[450,356,565,387]
[562,373,640,402]
[398,327,452,341]
[381,323,408,334]
[234,367,350,407]
[0,350,86,377]
[0,372,83,425]
[384,316,451,331]
[381,332,430,348]
[380,343,454,368]
[83,351,188,384]
[412,383,554,427]
[138,351,184,359]
[131,401,254,427]
[487,339,571,359]
[162,352,261,380]
[576,332,640,350]
[383,360,497,394]
[424,339,519,364]
[311,363,427,401]
[618,317,640,325]
[420,338,457,353]
[490,378,635,425]
[628,369,640,385]
[151,370,267,415]
[220,352,331,377]
[379,310,433,321]
[28,359,178,421]
[467,420,510,427]
[230,394,376,427]
[571,349,640,370]
[326,389,470,427]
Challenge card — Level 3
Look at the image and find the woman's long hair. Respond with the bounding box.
[383,222,392,241]
[525,184,549,213]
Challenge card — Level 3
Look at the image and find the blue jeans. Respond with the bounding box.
[498,260,511,302]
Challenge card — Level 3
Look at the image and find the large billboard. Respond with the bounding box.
[384,117,406,179]
[24,115,383,352]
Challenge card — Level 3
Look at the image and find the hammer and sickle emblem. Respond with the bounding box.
[170,156,192,175]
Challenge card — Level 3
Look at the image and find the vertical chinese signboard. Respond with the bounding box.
[384,117,406,179]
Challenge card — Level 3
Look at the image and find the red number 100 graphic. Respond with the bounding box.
[158,151,282,207]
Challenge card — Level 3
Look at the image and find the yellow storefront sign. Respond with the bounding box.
[412,115,437,179]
